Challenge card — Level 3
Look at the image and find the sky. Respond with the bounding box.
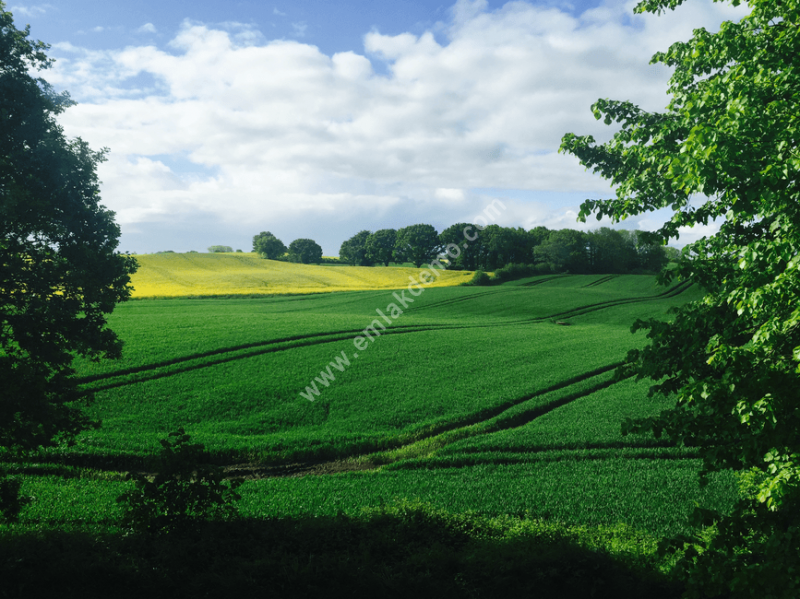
[11,0,750,255]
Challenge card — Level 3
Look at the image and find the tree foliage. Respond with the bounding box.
[439,223,483,270]
[207,245,233,253]
[287,238,323,264]
[394,224,441,267]
[0,467,31,523]
[480,225,532,270]
[252,231,286,259]
[561,0,800,595]
[339,229,374,266]
[0,4,137,453]
[365,228,397,266]
[117,428,241,535]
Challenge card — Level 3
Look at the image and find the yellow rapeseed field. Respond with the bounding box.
[129,252,474,297]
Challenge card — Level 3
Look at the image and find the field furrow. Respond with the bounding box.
[10,273,742,547]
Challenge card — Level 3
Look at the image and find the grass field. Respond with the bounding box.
[128,252,473,297]
[1,273,741,596]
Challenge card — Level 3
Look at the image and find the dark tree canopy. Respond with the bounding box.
[339,230,373,266]
[481,225,532,270]
[0,5,137,452]
[561,0,800,594]
[287,238,323,264]
[394,224,441,267]
[365,229,396,267]
[439,223,482,271]
[534,229,590,273]
[252,231,286,259]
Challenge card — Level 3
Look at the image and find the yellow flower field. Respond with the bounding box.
[128,252,473,297]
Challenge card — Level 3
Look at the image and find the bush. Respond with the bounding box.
[464,269,492,286]
[464,264,539,286]
[0,467,31,523]
[207,246,233,253]
[117,428,241,535]
[491,263,537,284]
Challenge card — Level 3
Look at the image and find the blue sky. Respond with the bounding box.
[11,0,748,254]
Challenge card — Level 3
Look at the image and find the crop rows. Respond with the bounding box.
[441,377,677,456]
[238,460,737,538]
[5,274,741,541]
[61,276,703,465]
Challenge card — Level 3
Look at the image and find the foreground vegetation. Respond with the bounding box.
[1,275,743,596]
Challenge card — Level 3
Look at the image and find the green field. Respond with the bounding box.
[2,274,742,595]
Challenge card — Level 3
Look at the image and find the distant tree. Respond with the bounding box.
[439,223,483,270]
[527,226,550,248]
[365,229,397,267]
[663,246,680,263]
[395,224,441,267]
[208,246,233,253]
[481,225,532,270]
[632,230,668,272]
[252,231,287,260]
[534,229,590,273]
[288,238,323,264]
[235,249,243,253]
[339,230,374,266]
[586,228,637,273]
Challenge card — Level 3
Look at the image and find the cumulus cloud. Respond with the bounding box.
[46,0,749,253]
[137,22,157,34]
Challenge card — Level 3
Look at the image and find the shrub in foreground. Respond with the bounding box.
[117,428,241,535]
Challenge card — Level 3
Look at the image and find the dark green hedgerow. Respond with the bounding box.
[0,500,683,599]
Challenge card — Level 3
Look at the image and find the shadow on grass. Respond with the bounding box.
[1,504,684,599]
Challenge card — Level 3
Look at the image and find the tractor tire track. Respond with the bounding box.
[79,323,479,394]
[363,364,626,465]
[80,280,693,392]
[241,364,632,476]
[77,322,462,385]
[68,361,628,476]
[583,275,617,288]
[518,275,567,286]
[404,289,507,312]
[520,279,693,323]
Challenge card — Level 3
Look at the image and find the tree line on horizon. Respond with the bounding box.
[254,224,677,274]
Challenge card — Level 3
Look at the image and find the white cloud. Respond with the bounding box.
[274,7,286,17]
[46,0,749,253]
[676,221,723,247]
[137,22,157,34]
[9,4,51,17]
[434,188,466,204]
[92,26,104,33]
